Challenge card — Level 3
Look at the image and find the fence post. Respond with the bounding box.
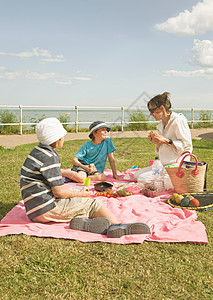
[191,108,194,129]
[75,106,78,133]
[121,106,124,131]
[19,105,23,135]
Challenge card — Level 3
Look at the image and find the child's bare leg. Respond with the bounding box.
[94,205,118,224]
[88,172,106,182]
[61,169,73,178]
[61,169,86,183]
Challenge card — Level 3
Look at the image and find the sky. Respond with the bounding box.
[0,0,213,109]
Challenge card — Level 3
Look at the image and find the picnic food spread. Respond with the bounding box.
[90,152,211,212]
[94,189,118,198]
[94,182,142,197]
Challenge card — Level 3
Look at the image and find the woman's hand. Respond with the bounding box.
[148,131,173,147]
[148,131,160,143]
[148,132,154,142]
[148,131,165,145]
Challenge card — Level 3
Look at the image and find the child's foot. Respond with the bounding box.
[69,217,111,234]
[106,223,151,238]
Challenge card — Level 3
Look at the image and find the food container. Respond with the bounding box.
[142,187,158,198]
[94,182,113,192]
[116,183,141,197]
[141,182,158,198]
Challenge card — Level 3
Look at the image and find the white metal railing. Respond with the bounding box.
[0,105,213,135]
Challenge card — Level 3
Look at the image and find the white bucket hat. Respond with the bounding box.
[36,117,67,145]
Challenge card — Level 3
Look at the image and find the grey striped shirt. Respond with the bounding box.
[20,144,64,220]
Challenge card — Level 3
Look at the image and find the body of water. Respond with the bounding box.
[1,107,212,128]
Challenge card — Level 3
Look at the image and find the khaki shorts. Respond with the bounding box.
[32,197,103,223]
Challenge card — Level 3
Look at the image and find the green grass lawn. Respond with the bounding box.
[0,138,213,299]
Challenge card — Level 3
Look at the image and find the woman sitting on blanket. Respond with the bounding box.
[147,92,193,166]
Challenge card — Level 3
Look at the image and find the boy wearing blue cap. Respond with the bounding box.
[61,121,119,183]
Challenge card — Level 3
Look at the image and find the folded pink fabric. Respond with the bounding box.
[0,169,208,244]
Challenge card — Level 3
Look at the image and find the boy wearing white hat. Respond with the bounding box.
[61,121,119,183]
[20,118,150,237]
[20,118,117,225]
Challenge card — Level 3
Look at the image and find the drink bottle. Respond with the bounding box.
[152,157,164,192]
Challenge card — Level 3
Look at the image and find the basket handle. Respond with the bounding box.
[176,153,199,178]
[175,151,192,163]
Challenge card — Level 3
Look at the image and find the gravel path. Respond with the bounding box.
[0,128,213,149]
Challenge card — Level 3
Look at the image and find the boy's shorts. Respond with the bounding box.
[32,197,103,223]
[71,159,99,176]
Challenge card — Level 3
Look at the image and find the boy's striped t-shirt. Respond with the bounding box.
[20,144,64,220]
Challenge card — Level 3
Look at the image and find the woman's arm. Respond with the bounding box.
[174,117,192,153]
[149,131,176,149]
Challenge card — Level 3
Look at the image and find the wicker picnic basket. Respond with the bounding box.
[166,152,207,193]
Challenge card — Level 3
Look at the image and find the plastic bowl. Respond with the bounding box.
[94,182,113,192]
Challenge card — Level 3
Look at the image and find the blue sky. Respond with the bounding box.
[0,0,213,109]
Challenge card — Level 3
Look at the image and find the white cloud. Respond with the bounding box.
[162,39,213,79]
[0,71,21,80]
[191,39,213,67]
[0,62,92,84]
[163,68,213,78]
[42,58,64,63]
[55,80,73,85]
[25,72,92,82]
[72,76,91,81]
[25,72,58,80]
[0,47,65,63]
[55,76,91,85]
[156,0,213,36]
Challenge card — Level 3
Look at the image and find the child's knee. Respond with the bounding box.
[100,173,106,181]
[77,172,87,183]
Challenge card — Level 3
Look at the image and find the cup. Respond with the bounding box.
[83,177,91,187]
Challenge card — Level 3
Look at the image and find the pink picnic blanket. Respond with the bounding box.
[0,169,208,244]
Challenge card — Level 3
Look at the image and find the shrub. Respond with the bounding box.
[26,112,73,133]
[28,114,47,131]
[58,112,72,131]
[110,125,122,132]
[0,110,20,134]
[128,110,150,130]
[198,110,212,128]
